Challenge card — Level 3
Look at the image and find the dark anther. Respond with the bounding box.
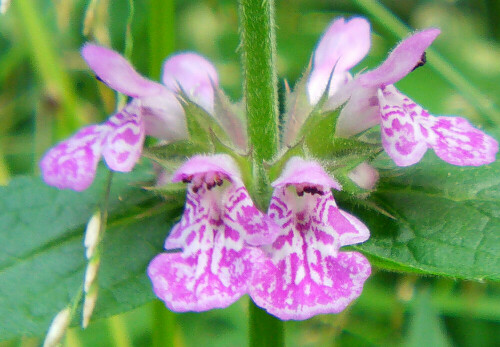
[297,190,304,196]
[182,175,193,184]
[206,181,216,190]
[192,186,199,193]
[215,178,224,186]
[411,52,427,72]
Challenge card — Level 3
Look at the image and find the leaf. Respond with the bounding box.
[179,93,230,147]
[281,64,314,147]
[0,163,182,340]
[143,140,207,168]
[405,290,452,347]
[347,154,500,281]
[212,86,248,151]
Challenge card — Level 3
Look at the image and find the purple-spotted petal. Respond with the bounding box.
[224,184,280,246]
[378,86,428,166]
[162,52,219,114]
[250,158,371,320]
[152,154,278,311]
[101,101,145,172]
[40,125,107,191]
[149,246,264,312]
[423,115,498,166]
[272,157,341,190]
[250,251,371,320]
[308,17,371,105]
[359,28,440,87]
[82,43,166,98]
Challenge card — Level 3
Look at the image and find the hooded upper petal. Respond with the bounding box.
[308,17,371,105]
[335,29,440,137]
[82,43,167,98]
[249,158,371,320]
[149,154,279,312]
[162,52,219,114]
[40,125,108,191]
[272,156,342,190]
[359,28,440,87]
[101,101,146,172]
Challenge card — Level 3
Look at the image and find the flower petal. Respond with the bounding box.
[148,246,264,312]
[359,28,440,87]
[335,84,380,137]
[378,86,428,166]
[171,154,241,184]
[250,251,371,320]
[424,116,498,166]
[140,94,188,141]
[250,158,371,319]
[166,154,278,249]
[272,157,341,190]
[82,43,166,98]
[101,101,145,172]
[224,184,280,246]
[40,125,107,191]
[162,52,219,114]
[153,154,278,311]
[308,17,371,105]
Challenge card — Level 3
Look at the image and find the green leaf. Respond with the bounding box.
[180,93,230,147]
[281,64,314,147]
[212,86,248,151]
[405,289,452,347]
[349,154,500,281]
[0,163,181,340]
[143,140,207,168]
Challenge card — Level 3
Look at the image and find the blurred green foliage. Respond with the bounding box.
[0,0,499,346]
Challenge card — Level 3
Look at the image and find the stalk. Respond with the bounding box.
[239,1,284,346]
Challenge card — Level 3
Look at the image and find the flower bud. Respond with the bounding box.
[84,258,100,293]
[82,287,98,328]
[348,162,379,190]
[43,307,71,347]
[0,0,11,14]
[84,211,101,259]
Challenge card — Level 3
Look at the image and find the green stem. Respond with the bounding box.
[149,0,176,80]
[352,0,500,125]
[239,1,284,345]
[152,300,177,347]
[239,0,279,171]
[249,301,285,347]
[13,0,85,137]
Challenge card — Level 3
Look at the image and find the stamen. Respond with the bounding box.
[182,175,193,184]
[411,52,427,72]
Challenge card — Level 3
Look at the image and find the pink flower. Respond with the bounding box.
[162,52,219,115]
[307,18,498,167]
[148,154,280,312]
[40,45,220,191]
[249,157,371,320]
[307,17,371,105]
